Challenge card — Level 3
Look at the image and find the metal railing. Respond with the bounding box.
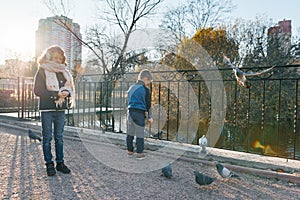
[0,65,299,160]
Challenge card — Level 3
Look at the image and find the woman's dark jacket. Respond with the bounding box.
[33,68,69,110]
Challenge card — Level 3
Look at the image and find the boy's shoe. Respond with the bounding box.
[56,162,71,174]
[46,162,56,176]
[127,151,134,156]
[136,153,146,160]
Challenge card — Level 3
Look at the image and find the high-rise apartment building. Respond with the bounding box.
[267,19,292,56]
[35,15,82,71]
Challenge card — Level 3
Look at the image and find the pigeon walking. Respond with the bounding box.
[223,55,274,88]
[152,131,163,139]
[199,135,207,153]
[28,129,42,142]
[161,163,172,178]
[194,171,216,186]
[216,162,239,178]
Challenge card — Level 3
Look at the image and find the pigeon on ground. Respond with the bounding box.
[28,129,42,142]
[215,162,239,178]
[152,131,163,139]
[199,135,207,153]
[223,55,275,88]
[161,163,172,178]
[194,171,216,186]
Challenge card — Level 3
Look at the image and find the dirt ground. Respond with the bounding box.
[0,126,300,200]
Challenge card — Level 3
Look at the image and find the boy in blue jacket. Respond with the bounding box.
[127,69,153,159]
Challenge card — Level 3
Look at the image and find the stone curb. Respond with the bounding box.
[0,116,299,184]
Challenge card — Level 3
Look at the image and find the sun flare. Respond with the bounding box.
[0,16,36,64]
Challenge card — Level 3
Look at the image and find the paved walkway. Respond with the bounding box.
[0,116,300,199]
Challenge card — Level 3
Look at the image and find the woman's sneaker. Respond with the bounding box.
[56,162,71,174]
[46,162,56,176]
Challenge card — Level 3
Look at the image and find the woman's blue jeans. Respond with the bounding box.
[41,111,65,164]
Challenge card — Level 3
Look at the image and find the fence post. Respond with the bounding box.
[21,77,25,119]
[17,77,20,118]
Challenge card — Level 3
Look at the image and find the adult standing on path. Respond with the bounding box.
[33,45,75,176]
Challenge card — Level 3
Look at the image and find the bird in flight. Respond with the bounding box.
[223,55,275,88]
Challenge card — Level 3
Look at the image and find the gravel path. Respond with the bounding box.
[0,126,300,200]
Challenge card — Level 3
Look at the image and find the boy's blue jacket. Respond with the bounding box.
[127,80,152,118]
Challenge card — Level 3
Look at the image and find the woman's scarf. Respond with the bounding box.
[39,61,76,108]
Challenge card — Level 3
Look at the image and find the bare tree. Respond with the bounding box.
[160,0,235,43]
[160,5,187,43]
[291,38,300,62]
[85,24,114,74]
[1,50,31,78]
[101,0,163,78]
[225,17,275,67]
[43,0,163,78]
[186,0,235,30]
[43,0,71,16]
[42,0,107,78]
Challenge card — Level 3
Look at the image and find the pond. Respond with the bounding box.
[70,110,300,160]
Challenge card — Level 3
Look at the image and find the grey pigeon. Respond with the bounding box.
[223,54,274,88]
[194,171,216,186]
[161,163,172,178]
[28,129,42,142]
[152,131,163,139]
[199,135,207,153]
[216,162,239,178]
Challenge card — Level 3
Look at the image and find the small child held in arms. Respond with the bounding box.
[127,69,153,159]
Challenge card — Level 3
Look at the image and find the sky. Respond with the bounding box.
[0,0,299,65]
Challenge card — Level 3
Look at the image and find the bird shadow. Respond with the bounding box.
[160,174,176,181]
[159,174,177,181]
[28,139,41,152]
[195,183,219,191]
[217,177,241,183]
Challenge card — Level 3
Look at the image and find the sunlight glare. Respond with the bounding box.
[0,18,35,63]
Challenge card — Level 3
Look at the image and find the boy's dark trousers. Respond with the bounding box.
[127,110,145,153]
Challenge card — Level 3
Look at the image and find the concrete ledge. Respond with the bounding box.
[0,116,299,184]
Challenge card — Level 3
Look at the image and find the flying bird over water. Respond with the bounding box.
[28,129,42,142]
[223,55,275,88]
[199,135,208,153]
[215,162,239,178]
[161,163,172,178]
[194,171,216,186]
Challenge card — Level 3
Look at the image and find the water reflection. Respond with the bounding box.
[216,121,299,159]
[70,111,299,160]
[253,140,277,155]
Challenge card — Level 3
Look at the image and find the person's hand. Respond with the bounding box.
[58,91,69,98]
[147,118,153,124]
